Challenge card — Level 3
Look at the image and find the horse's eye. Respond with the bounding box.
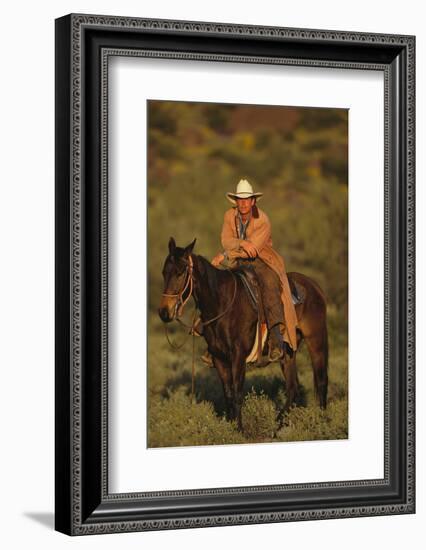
[175,261,186,274]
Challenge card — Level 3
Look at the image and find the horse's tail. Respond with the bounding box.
[323,321,329,369]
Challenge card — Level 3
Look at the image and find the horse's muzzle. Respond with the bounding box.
[158,306,174,323]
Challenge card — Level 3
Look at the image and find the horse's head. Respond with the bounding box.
[158,237,196,323]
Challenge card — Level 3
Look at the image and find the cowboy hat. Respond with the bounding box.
[226,179,263,205]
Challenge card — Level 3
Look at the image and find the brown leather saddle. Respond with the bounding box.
[235,265,305,311]
[234,266,304,366]
[234,265,262,311]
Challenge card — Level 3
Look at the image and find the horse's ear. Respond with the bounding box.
[184,238,196,258]
[168,237,176,255]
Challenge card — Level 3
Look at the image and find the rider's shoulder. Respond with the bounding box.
[224,207,237,220]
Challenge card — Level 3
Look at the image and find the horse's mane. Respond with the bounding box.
[192,254,225,300]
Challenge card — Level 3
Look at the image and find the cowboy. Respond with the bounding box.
[208,179,298,363]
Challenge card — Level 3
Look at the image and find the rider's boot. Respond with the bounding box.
[268,323,285,362]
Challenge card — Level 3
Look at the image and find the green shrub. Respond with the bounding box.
[148,387,245,447]
[279,399,348,442]
[241,389,278,440]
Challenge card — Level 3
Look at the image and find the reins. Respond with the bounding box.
[162,255,238,403]
[199,272,238,328]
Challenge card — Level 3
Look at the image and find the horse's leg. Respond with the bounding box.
[276,330,303,427]
[275,350,298,429]
[213,357,234,420]
[304,327,328,409]
[231,351,247,432]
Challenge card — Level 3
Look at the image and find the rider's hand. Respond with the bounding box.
[240,240,258,258]
[211,253,225,267]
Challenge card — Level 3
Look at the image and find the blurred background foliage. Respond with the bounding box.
[148,100,348,317]
[147,100,348,447]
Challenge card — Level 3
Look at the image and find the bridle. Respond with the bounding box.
[162,254,238,327]
[162,255,194,319]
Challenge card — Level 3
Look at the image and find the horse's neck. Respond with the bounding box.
[191,255,231,317]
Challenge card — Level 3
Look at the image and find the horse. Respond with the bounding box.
[158,237,328,431]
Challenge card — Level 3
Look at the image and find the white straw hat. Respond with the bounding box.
[226,179,263,205]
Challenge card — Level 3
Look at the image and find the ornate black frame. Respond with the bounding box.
[55,14,415,535]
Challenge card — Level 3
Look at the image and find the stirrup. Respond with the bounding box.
[268,345,284,362]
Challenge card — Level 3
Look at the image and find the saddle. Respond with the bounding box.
[234,265,261,311]
[235,265,305,309]
[289,277,305,306]
[234,265,305,365]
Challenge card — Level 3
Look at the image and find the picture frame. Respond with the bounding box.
[55,13,415,535]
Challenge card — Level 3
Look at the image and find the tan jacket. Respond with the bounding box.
[220,206,298,350]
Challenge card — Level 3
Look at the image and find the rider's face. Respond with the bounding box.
[236,197,255,216]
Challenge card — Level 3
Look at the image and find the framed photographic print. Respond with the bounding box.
[55,14,415,535]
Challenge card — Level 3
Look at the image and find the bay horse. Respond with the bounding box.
[158,237,328,431]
